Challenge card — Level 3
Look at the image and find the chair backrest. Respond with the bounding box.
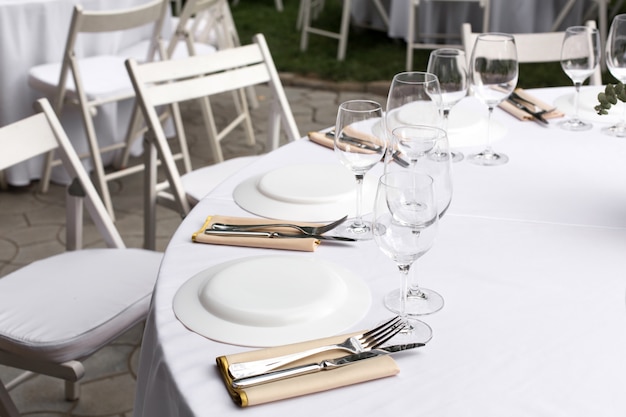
[0,99,125,250]
[461,21,602,85]
[168,0,241,56]
[55,0,169,111]
[126,33,300,218]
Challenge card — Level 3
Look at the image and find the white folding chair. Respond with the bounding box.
[27,0,170,221]
[406,0,490,71]
[461,20,602,86]
[299,0,390,61]
[0,98,162,417]
[126,33,301,249]
[231,0,284,11]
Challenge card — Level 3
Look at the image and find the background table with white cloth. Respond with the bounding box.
[132,86,626,416]
[0,0,170,186]
[352,0,589,41]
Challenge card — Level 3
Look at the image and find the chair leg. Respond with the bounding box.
[275,0,283,11]
[337,0,352,61]
[65,380,80,401]
[0,383,21,417]
[198,96,225,163]
[143,134,158,251]
[406,0,416,72]
[300,0,312,52]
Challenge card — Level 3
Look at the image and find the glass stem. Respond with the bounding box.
[354,174,364,227]
[573,81,582,121]
[442,109,450,133]
[407,259,426,300]
[485,106,494,155]
[397,263,411,321]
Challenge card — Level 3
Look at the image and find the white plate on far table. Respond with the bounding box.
[173,255,372,347]
[554,88,621,125]
[448,104,507,148]
[233,163,378,222]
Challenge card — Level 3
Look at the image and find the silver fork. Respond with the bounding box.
[211,215,348,236]
[227,316,404,379]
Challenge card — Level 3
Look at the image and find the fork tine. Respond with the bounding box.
[315,215,348,234]
[358,316,401,343]
[360,318,404,348]
[367,321,405,348]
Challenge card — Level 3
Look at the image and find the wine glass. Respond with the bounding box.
[468,33,518,166]
[373,171,438,343]
[603,14,626,137]
[383,125,449,315]
[385,71,443,136]
[559,25,600,132]
[427,48,468,162]
[334,99,386,240]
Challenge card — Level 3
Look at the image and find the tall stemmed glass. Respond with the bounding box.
[385,71,443,135]
[603,14,626,137]
[559,25,600,132]
[373,171,438,343]
[427,48,468,162]
[383,125,449,315]
[468,33,518,166]
[334,100,386,240]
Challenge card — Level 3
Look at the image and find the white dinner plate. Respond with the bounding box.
[553,88,621,125]
[173,255,372,347]
[233,163,378,222]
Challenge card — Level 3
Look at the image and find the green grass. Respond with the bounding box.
[227,1,615,88]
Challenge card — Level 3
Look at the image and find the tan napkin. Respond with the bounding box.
[192,215,320,252]
[499,88,564,121]
[307,130,382,154]
[216,331,399,407]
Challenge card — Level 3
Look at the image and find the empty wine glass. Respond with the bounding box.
[603,14,626,137]
[468,33,518,166]
[383,125,449,315]
[385,71,443,136]
[560,25,600,132]
[427,48,468,162]
[373,171,438,343]
[334,99,386,240]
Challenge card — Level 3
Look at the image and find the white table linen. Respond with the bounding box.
[133,86,626,416]
[0,0,168,185]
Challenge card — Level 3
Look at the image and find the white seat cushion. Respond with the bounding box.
[0,248,162,363]
[118,39,217,62]
[28,55,135,101]
[182,155,257,205]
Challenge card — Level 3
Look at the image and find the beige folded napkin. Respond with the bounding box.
[216,331,399,407]
[499,88,564,121]
[307,130,382,154]
[192,215,320,252]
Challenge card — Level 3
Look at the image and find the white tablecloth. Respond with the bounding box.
[0,0,168,185]
[133,87,626,416]
[352,0,588,41]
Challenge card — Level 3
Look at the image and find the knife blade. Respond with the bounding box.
[325,131,410,167]
[203,229,356,242]
[506,98,549,125]
[230,343,424,389]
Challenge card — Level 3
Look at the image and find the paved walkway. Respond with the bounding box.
[0,78,387,416]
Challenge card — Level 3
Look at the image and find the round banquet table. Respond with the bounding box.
[134,86,626,416]
[0,0,169,186]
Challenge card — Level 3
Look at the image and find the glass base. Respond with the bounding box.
[467,150,508,166]
[559,118,592,131]
[602,123,626,137]
[384,287,444,316]
[335,219,373,240]
[390,318,433,345]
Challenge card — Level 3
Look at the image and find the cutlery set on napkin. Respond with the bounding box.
[499,88,564,125]
[215,316,425,407]
[192,215,354,251]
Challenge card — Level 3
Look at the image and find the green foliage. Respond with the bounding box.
[228,1,605,87]
[595,83,626,115]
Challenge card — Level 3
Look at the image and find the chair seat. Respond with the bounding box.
[182,155,257,205]
[28,55,135,101]
[0,248,162,363]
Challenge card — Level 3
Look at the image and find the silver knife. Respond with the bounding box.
[203,229,356,242]
[325,131,410,168]
[506,98,549,125]
[230,343,424,389]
